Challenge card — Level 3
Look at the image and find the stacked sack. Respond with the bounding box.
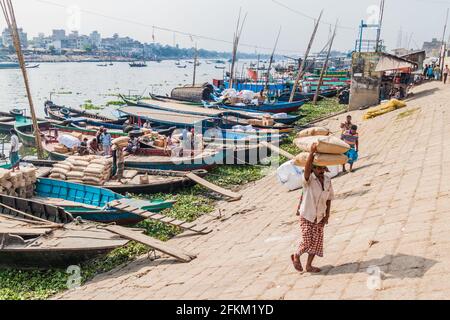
[363,99,406,120]
[0,167,37,198]
[82,157,113,186]
[49,155,113,185]
[293,126,350,167]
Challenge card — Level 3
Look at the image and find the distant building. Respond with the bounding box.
[52,29,66,41]
[1,27,28,48]
[422,38,442,56]
[89,31,101,48]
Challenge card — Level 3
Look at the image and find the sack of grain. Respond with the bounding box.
[297,127,330,138]
[20,167,37,178]
[51,167,69,176]
[84,166,105,175]
[66,171,84,179]
[82,176,104,185]
[123,170,138,179]
[67,179,84,184]
[112,136,129,148]
[91,158,113,166]
[53,162,73,171]
[139,174,149,185]
[0,168,11,181]
[1,180,13,190]
[294,152,348,167]
[294,136,350,155]
[49,173,66,180]
[54,144,69,154]
[69,131,83,140]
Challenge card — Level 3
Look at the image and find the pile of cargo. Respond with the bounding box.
[53,131,85,155]
[293,126,350,167]
[363,99,407,120]
[49,155,112,185]
[0,167,37,198]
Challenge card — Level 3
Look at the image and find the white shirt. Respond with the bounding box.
[299,173,334,223]
[10,134,20,153]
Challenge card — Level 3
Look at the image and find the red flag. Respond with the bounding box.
[247,68,257,81]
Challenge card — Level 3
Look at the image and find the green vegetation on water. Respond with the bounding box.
[0,97,345,300]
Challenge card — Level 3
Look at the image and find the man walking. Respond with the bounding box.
[443,65,449,84]
[291,143,334,273]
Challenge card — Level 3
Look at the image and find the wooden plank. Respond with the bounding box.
[0,227,52,236]
[260,142,295,160]
[186,173,242,201]
[103,225,196,262]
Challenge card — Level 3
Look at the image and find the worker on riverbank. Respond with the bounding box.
[9,129,20,172]
[342,125,359,173]
[102,129,112,156]
[291,143,334,273]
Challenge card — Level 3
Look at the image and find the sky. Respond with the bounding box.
[2,0,450,54]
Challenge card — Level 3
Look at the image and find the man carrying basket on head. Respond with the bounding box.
[291,143,334,273]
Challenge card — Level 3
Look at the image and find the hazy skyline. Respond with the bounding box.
[2,0,450,54]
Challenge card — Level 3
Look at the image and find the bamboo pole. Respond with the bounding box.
[313,21,338,105]
[439,8,449,81]
[229,10,247,90]
[1,0,44,159]
[264,26,282,93]
[289,10,323,103]
[192,42,198,86]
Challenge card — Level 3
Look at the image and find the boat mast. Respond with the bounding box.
[192,42,198,86]
[264,26,282,94]
[313,21,338,105]
[229,9,247,90]
[289,10,323,103]
[1,0,44,159]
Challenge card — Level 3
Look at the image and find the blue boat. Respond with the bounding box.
[220,99,307,114]
[224,80,288,92]
[35,178,175,225]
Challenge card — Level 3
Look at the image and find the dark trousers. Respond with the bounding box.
[444,74,448,84]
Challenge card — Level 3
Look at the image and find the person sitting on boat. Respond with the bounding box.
[125,135,139,154]
[143,120,152,130]
[78,138,90,156]
[88,138,100,154]
[9,129,20,172]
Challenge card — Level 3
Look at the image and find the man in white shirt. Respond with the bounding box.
[291,143,334,273]
[9,129,20,171]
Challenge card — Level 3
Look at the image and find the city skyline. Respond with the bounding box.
[1,0,450,54]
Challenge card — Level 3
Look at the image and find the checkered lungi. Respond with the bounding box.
[296,217,325,257]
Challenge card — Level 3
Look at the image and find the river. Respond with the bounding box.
[0,60,228,118]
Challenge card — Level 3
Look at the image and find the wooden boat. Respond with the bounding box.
[14,116,52,147]
[38,164,208,195]
[119,98,292,133]
[222,99,306,114]
[0,111,17,134]
[0,204,129,268]
[129,61,147,67]
[32,178,174,225]
[277,88,338,102]
[124,148,225,171]
[68,118,177,137]
[215,65,226,70]
[44,101,127,124]
[144,95,302,125]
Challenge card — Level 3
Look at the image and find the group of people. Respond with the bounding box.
[77,127,113,157]
[291,115,360,273]
[424,64,450,84]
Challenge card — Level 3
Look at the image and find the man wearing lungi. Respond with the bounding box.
[291,143,334,273]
